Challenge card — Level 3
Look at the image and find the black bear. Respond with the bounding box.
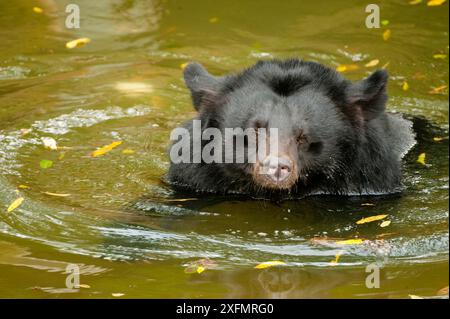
[167,59,416,197]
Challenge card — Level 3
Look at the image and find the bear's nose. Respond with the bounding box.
[261,156,292,183]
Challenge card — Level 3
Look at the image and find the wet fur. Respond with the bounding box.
[167,59,416,198]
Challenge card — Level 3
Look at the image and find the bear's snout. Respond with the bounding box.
[261,156,293,183]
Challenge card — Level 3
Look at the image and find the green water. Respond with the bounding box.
[0,0,448,298]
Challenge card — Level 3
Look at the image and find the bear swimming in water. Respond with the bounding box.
[167,59,416,197]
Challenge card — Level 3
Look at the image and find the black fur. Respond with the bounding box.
[167,59,416,198]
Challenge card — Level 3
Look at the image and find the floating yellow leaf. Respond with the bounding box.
[402,81,409,91]
[336,64,359,73]
[417,153,426,165]
[409,294,424,299]
[40,159,53,169]
[58,152,65,160]
[184,259,217,274]
[380,220,391,228]
[335,239,364,245]
[209,17,219,23]
[330,251,343,265]
[112,293,125,297]
[427,0,446,6]
[254,261,286,269]
[381,20,390,26]
[91,141,122,157]
[33,7,43,13]
[433,54,447,59]
[361,203,375,206]
[6,197,24,213]
[365,59,380,67]
[66,38,91,49]
[433,137,446,142]
[77,284,91,289]
[381,61,390,69]
[180,62,189,70]
[196,266,205,274]
[18,185,30,189]
[429,85,448,94]
[122,149,135,155]
[356,214,388,225]
[409,0,423,4]
[43,192,71,197]
[382,29,391,41]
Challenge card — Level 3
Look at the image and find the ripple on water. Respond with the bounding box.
[0,105,152,175]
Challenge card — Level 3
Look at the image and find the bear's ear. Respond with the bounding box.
[183,62,224,111]
[346,69,388,121]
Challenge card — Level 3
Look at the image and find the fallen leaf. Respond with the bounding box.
[122,149,135,155]
[409,0,423,4]
[255,261,286,269]
[184,259,217,274]
[433,54,447,59]
[76,284,91,289]
[66,38,91,49]
[335,239,364,245]
[429,85,448,94]
[427,0,446,6]
[180,62,189,70]
[365,59,380,67]
[18,185,30,189]
[380,220,391,228]
[43,192,71,197]
[381,61,390,69]
[381,20,390,26]
[433,137,446,141]
[112,293,125,297]
[417,153,426,165]
[356,214,388,225]
[33,7,43,13]
[330,251,343,265]
[336,64,359,73]
[7,197,24,213]
[39,159,53,169]
[361,203,375,206]
[41,137,58,150]
[209,17,219,23]
[91,141,122,157]
[382,29,391,41]
[196,266,205,274]
[409,294,424,299]
[58,152,65,160]
[402,81,409,91]
[437,286,449,296]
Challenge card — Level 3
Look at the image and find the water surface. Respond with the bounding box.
[0,0,448,298]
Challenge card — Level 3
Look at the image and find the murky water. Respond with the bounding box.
[0,0,448,298]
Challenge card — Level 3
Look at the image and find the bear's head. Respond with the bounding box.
[182,59,388,191]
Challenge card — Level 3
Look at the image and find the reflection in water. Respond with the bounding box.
[0,241,108,275]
